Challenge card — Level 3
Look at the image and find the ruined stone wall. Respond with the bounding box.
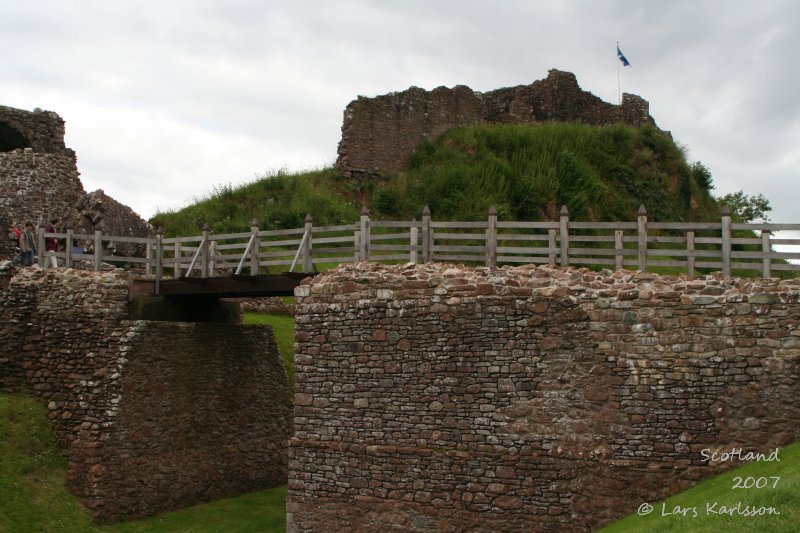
[0,105,149,248]
[336,69,657,176]
[0,212,15,262]
[288,263,800,532]
[0,104,67,153]
[0,269,292,522]
[0,149,85,227]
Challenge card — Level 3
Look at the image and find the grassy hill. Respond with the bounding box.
[151,123,720,237]
[601,443,800,532]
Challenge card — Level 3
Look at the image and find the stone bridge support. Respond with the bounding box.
[0,268,292,522]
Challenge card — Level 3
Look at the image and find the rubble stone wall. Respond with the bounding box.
[336,69,656,176]
[0,268,292,522]
[0,104,149,252]
[287,263,800,532]
[0,104,67,153]
[0,149,85,226]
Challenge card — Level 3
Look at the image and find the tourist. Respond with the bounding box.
[19,222,36,266]
[45,217,60,268]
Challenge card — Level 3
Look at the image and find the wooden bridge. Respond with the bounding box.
[37,205,800,297]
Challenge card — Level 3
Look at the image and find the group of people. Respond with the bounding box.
[8,218,62,268]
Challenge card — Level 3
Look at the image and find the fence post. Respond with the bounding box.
[155,226,164,294]
[721,205,731,277]
[208,241,217,278]
[486,206,497,268]
[548,229,557,264]
[303,214,314,272]
[65,225,74,269]
[145,239,152,277]
[410,219,418,264]
[173,241,181,278]
[37,222,46,266]
[250,218,260,276]
[637,205,647,272]
[559,205,569,267]
[353,229,361,263]
[761,229,771,278]
[94,228,103,272]
[359,207,370,262]
[200,224,210,278]
[614,229,623,271]
[421,206,431,263]
[686,230,696,277]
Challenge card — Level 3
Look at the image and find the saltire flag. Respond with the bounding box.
[617,45,631,66]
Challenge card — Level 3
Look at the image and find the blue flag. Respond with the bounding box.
[617,45,631,67]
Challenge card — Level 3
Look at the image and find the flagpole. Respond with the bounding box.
[617,41,621,105]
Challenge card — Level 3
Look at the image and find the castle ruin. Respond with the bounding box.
[0,104,149,259]
[336,69,656,177]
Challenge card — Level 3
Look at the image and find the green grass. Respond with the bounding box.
[243,312,295,393]
[0,392,94,532]
[601,442,800,532]
[95,487,287,533]
[1,391,288,533]
[151,123,721,237]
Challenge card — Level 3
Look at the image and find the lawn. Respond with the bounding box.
[243,311,295,392]
[0,391,288,533]
[600,441,800,532]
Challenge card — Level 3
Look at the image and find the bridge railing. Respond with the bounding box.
[37,205,800,280]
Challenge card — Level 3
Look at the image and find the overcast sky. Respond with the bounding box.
[1,0,798,225]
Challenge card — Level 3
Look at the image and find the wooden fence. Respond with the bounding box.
[37,205,800,282]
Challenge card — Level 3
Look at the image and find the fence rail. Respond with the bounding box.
[36,205,800,288]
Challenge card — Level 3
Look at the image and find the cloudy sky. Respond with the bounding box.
[1,0,798,225]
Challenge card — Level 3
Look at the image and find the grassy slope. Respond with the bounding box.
[601,442,800,532]
[151,124,719,237]
[243,312,296,393]
[0,312,294,533]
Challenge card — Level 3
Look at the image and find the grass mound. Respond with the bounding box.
[601,442,800,532]
[152,123,719,237]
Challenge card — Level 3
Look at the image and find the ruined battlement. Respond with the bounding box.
[0,104,149,259]
[0,104,68,154]
[336,69,656,176]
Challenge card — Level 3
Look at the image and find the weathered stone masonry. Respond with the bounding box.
[0,104,149,262]
[288,263,800,532]
[336,69,656,176]
[0,267,292,522]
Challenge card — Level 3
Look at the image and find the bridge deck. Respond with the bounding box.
[128,273,312,300]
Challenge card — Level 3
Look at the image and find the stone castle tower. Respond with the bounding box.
[336,69,656,177]
[0,104,149,260]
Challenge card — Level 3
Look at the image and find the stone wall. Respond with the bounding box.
[0,104,67,153]
[0,212,15,262]
[241,296,296,316]
[0,149,85,227]
[287,263,800,532]
[336,69,656,176]
[0,268,292,522]
[66,189,152,258]
[0,104,149,252]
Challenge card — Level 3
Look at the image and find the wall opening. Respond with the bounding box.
[129,295,241,323]
[0,121,31,152]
